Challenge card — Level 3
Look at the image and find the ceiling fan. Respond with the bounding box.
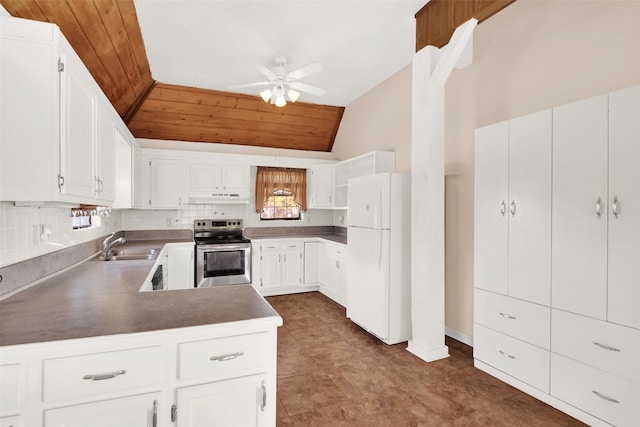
[230,56,327,107]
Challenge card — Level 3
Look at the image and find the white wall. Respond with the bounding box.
[0,202,122,267]
[332,65,412,173]
[331,0,640,339]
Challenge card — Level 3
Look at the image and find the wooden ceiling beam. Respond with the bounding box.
[415,0,516,51]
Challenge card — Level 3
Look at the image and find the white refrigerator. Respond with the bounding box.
[346,173,411,345]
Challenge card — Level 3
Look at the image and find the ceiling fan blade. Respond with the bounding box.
[289,81,327,97]
[287,62,323,80]
[257,65,277,80]
[229,81,271,90]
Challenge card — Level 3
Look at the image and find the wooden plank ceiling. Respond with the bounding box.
[1,0,344,152]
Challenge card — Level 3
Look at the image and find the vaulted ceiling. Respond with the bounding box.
[1,0,515,152]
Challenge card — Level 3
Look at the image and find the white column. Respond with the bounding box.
[408,19,477,363]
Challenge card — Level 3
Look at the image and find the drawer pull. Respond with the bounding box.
[82,369,126,381]
[592,390,620,404]
[593,342,621,352]
[210,351,244,362]
[498,350,516,359]
[499,312,517,320]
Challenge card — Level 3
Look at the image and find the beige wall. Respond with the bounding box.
[445,0,640,337]
[333,0,640,340]
[332,65,412,173]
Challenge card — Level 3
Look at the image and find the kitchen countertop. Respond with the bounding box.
[249,233,347,245]
[0,239,280,347]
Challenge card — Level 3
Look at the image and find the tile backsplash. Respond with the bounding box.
[0,202,122,268]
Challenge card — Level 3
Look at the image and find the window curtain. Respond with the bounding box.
[255,167,307,212]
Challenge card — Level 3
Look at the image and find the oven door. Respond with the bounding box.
[196,243,251,287]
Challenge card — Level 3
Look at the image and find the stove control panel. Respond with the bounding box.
[194,219,243,230]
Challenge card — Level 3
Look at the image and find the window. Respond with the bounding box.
[255,167,307,220]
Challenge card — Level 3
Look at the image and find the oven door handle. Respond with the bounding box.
[198,244,251,251]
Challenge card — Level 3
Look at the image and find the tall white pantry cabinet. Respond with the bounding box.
[474,85,640,427]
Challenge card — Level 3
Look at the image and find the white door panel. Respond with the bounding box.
[552,95,608,319]
[347,227,390,339]
[608,85,640,330]
[474,121,509,295]
[508,109,552,305]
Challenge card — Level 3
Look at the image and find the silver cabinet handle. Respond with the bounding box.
[612,196,619,219]
[210,351,244,362]
[592,390,620,404]
[500,200,506,216]
[261,380,267,412]
[499,312,517,320]
[498,350,516,359]
[335,260,340,269]
[83,369,126,381]
[152,399,158,427]
[593,342,621,352]
[596,197,603,218]
[509,200,516,217]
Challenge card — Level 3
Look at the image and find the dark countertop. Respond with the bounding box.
[0,239,281,347]
[249,233,347,245]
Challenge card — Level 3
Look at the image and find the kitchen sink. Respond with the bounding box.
[107,249,160,261]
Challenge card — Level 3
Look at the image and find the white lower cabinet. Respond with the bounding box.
[167,244,195,290]
[175,374,268,427]
[0,318,280,427]
[252,240,314,296]
[551,353,639,427]
[44,392,162,427]
[318,242,348,306]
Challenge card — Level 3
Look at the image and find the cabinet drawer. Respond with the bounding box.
[475,289,550,349]
[552,309,640,381]
[551,353,639,427]
[474,324,550,392]
[281,241,303,251]
[0,364,22,412]
[43,346,164,402]
[259,242,281,251]
[0,415,21,427]
[178,332,271,380]
[324,242,347,259]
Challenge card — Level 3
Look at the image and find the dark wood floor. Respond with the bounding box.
[266,292,586,427]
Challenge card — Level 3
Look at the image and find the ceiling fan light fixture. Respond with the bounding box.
[287,89,300,103]
[260,89,272,103]
[275,95,286,107]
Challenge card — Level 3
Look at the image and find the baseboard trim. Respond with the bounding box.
[406,340,450,362]
[445,326,473,346]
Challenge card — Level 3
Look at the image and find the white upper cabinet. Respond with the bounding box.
[150,158,184,209]
[607,85,640,330]
[552,95,609,320]
[188,164,250,203]
[0,16,124,205]
[307,164,334,208]
[474,121,509,295]
[474,110,552,305]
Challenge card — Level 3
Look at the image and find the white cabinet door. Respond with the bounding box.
[168,245,195,290]
[133,150,149,208]
[221,166,250,196]
[0,415,20,427]
[508,110,552,305]
[190,164,222,196]
[308,165,333,208]
[259,249,280,289]
[151,158,184,208]
[44,392,161,427]
[608,85,640,330]
[303,241,319,284]
[552,95,608,319]
[59,51,96,200]
[281,244,303,287]
[113,128,132,209]
[474,121,509,295]
[95,102,115,203]
[176,374,267,427]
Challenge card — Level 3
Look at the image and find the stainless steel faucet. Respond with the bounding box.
[101,232,126,260]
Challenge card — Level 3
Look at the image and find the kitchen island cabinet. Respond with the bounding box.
[0,236,281,427]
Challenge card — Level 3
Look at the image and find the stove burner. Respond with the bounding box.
[193,219,250,245]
